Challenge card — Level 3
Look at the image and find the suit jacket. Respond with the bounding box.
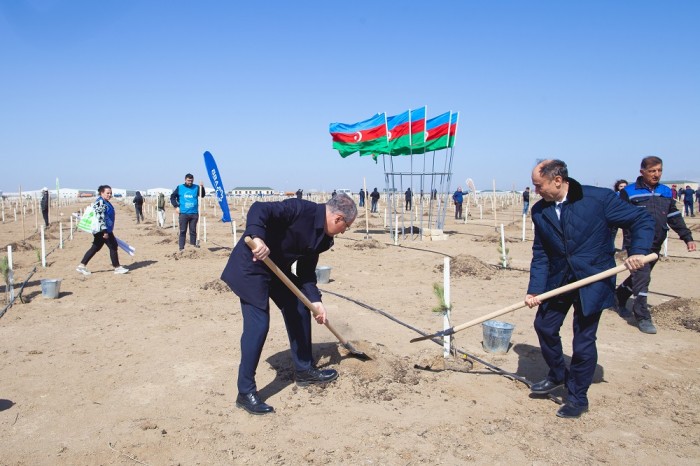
[221,199,333,309]
[528,178,654,316]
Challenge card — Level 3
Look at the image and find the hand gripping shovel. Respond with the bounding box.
[245,237,370,360]
[411,253,658,343]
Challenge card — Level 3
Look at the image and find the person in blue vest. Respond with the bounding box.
[170,173,205,251]
[525,159,653,419]
[452,187,464,219]
[358,188,365,207]
[221,193,357,415]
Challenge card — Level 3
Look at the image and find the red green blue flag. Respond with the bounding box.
[330,113,388,157]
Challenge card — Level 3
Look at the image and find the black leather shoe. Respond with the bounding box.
[530,378,564,395]
[295,368,338,386]
[236,392,274,415]
[556,403,588,419]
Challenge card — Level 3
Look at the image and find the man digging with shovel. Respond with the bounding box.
[221,193,357,415]
[525,159,654,418]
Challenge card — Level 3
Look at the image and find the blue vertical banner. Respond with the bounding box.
[203,151,232,223]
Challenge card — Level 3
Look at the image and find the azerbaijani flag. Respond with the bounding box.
[422,111,452,152]
[448,111,459,148]
[386,110,410,155]
[409,106,426,152]
[330,113,388,157]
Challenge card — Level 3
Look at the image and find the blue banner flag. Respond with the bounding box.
[203,151,232,222]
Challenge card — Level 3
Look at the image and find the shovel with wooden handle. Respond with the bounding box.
[244,237,370,360]
[410,253,658,343]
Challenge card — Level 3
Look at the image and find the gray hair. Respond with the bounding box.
[538,159,568,180]
[327,193,357,221]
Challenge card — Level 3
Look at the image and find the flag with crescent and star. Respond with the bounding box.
[329,113,388,157]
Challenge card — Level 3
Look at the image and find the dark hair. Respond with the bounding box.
[538,159,568,180]
[641,156,663,169]
[614,179,629,192]
[98,185,112,194]
[327,193,358,221]
[185,173,194,179]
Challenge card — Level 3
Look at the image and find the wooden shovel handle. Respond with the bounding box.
[244,237,350,345]
[450,252,659,335]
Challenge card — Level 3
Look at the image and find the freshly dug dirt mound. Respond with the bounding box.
[652,298,700,333]
[435,254,498,279]
[201,279,230,294]
[348,239,387,250]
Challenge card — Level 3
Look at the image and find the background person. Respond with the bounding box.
[170,173,205,251]
[682,185,695,217]
[157,192,166,227]
[370,188,380,213]
[522,186,530,215]
[221,193,357,415]
[525,159,653,419]
[453,187,464,219]
[133,191,145,224]
[76,185,129,275]
[617,157,696,333]
[40,187,50,227]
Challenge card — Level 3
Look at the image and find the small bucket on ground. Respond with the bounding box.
[482,320,514,353]
[315,266,332,284]
[41,279,62,299]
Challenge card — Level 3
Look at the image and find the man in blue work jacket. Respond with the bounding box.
[525,159,654,419]
[221,193,357,415]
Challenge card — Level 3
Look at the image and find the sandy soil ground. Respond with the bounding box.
[1,195,699,465]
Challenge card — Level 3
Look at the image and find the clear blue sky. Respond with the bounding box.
[1,1,698,194]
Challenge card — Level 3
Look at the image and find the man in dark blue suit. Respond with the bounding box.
[525,160,654,418]
[221,193,357,415]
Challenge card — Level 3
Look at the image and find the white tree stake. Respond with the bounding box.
[500,224,507,268]
[203,216,207,243]
[41,226,46,268]
[7,245,14,302]
[394,215,398,245]
[59,222,63,249]
[443,256,451,357]
[522,214,526,242]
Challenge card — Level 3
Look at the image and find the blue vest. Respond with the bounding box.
[178,184,200,214]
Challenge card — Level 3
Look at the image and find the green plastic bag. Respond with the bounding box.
[77,205,100,234]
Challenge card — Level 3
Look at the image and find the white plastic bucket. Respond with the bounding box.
[482,320,514,353]
[41,279,62,299]
[315,266,332,284]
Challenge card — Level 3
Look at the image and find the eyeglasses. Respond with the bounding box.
[339,216,352,231]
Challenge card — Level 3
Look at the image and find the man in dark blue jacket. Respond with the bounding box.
[221,193,357,415]
[525,159,654,419]
[616,157,695,333]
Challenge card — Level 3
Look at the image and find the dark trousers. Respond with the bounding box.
[135,205,144,223]
[81,232,120,267]
[455,202,463,219]
[178,213,199,249]
[685,201,694,216]
[617,253,659,321]
[359,197,364,207]
[405,200,412,211]
[237,280,313,394]
[42,209,49,227]
[534,292,602,408]
[371,199,378,212]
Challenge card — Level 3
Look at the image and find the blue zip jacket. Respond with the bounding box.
[528,178,654,316]
[620,177,693,250]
